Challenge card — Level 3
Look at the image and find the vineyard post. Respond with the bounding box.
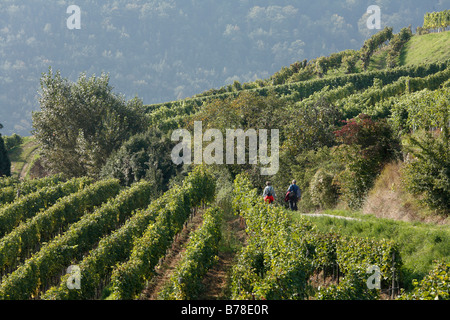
[391,251,396,299]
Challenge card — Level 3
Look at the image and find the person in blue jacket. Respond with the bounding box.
[286,180,301,211]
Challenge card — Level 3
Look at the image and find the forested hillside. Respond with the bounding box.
[1,0,450,135]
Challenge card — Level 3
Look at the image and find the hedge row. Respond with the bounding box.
[338,66,450,119]
[144,60,450,132]
[231,174,315,300]
[398,261,450,300]
[43,189,173,300]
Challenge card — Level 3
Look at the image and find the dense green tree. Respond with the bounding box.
[0,124,11,177]
[3,134,23,151]
[100,128,180,192]
[32,69,147,178]
[284,97,342,155]
[402,124,450,215]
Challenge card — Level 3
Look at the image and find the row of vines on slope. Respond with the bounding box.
[0,179,121,277]
[42,166,216,300]
[159,207,223,300]
[0,176,92,238]
[145,60,450,132]
[0,174,65,207]
[0,180,153,300]
[106,166,216,300]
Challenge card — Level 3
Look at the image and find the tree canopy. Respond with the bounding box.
[32,68,147,178]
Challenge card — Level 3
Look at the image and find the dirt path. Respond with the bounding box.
[140,209,205,300]
[140,208,247,300]
[18,140,40,180]
[300,213,361,221]
[198,215,247,300]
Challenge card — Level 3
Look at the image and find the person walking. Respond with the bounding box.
[285,180,301,211]
[263,181,276,204]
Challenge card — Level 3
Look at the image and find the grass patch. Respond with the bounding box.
[400,31,450,66]
[368,47,389,71]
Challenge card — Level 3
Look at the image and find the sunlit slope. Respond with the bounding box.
[400,31,450,66]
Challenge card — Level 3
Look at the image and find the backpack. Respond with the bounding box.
[266,186,273,197]
[288,185,299,201]
[288,190,296,200]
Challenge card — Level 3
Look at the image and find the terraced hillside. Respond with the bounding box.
[1,19,449,302]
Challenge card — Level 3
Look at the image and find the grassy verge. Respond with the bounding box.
[291,209,450,290]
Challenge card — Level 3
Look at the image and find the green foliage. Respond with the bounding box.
[149,60,450,133]
[342,52,359,74]
[0,179,121,275]
[390,87,450,135]
[337,66,450,120]
[0,134,11,177]
[32,68,147,178]
[284,94,342,154]
[315,270,380,300]
[423,10,450,32]
[160,207,222,300]
[107,166,217,300]
[309,169,338,210]
[100,128,179,190]
[0,176,18,190]
[0,174,64,207]
[231,174,402,300]
[398,261,450,300]
[230,178,314,299]
[386,27,413,68]
[334,115,401,209]
[297,210,450,291]
[360,27,394,70]
[0,176,90,238]
[315,51,357,77]
[43,191,170,300]
[2,134,23,152]
[402,127,450,215]
[43,168,217,300]
[0,180,153,300]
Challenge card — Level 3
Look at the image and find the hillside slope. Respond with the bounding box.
[400,31,450,66]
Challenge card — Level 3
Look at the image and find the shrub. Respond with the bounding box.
[310,169,338,209]
[3,134,23,151]
[100,128,179,190]
[402,126,450,215]
[334,114,401,209]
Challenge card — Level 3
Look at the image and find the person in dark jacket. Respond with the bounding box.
[286,180,301,211]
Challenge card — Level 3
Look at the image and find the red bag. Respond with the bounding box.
[264,195,274,204]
